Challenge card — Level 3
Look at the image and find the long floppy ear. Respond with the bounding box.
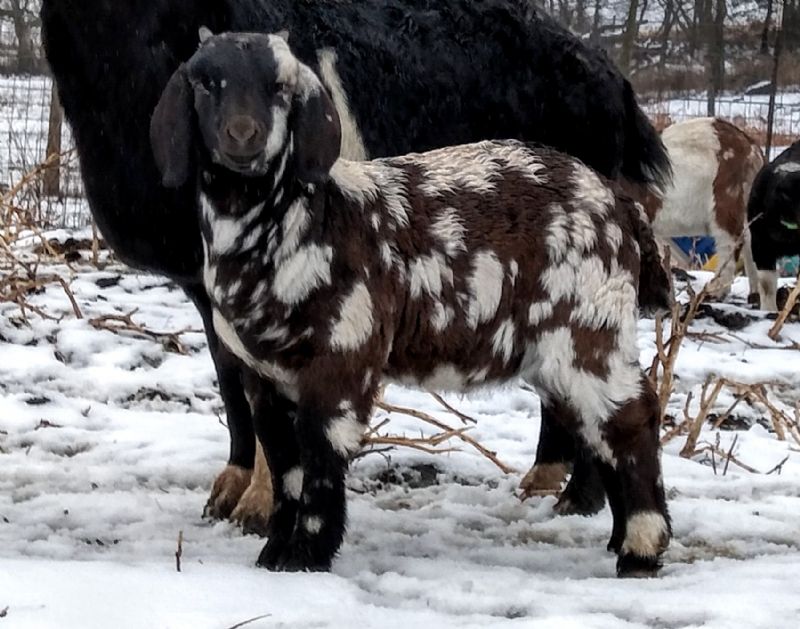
[292,66,342,185]
[150,64,193,188]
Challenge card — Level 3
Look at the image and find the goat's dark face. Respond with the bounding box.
[151,31,341,189]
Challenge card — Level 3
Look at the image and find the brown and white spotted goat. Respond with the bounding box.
[636,117,763,297]
[150,31,672,576]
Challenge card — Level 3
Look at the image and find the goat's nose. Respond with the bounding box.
[225,115,260,145]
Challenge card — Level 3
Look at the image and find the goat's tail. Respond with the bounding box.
[628,199,673,316]
[621,80,672,191]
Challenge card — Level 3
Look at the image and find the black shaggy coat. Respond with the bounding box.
[747,141,800,310]
[41,0,669,522]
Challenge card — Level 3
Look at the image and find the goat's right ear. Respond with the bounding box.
[150,64,193,188]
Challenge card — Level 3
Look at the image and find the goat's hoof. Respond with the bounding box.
[518,463,568,499]
[256,535,331,572]
[616,553,662,578]
[553,473,606,516]
[553,490,605,516]
[203,465,252,520]
[230,481,274,537]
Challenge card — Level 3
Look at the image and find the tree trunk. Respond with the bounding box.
[619,0,641,75]
[706,0,726,117]
[43,85,63,198]
[761,0,775,54]
[590,0,603,44]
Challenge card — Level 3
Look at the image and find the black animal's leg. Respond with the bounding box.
[554,445,606,516]
[184,284,257,519]
[749,222,779,310]
[258,393,369,572]
[519,403,573,497]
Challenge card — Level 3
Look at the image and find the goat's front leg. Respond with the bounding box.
[184,284,258,520]
[257,390,369,572]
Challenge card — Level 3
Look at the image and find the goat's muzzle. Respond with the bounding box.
[218,114,268,172]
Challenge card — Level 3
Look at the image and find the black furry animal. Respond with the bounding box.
[747,141,800,311]
[41,0,669,527]
[151,31,672,575]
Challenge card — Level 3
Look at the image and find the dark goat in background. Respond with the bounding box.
[40,0,670,529]
[151,31,672,576]
[747,141,800,311]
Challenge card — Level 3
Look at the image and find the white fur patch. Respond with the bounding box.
[272,244,333,305]
[317,48,368,161]
[408,253,453,299]
[303,515,324,535]
[775,161,800,174]
[491,318,516,363]
[604,222,624,253]
[571,162,613,215]
[212,310,298,399]
[758,270,779,311]
[545,204,571,262]
[330,282,374,351]
[283,466,305,501]
[521,325,641,463]
[465,251,504,329]
[325,411,364,456]
[621,511,670,558]
[268,35,301,86]
[431,301,455,332]
[274,197,310,261]
[430,207,468,256]
[423,364,467,391]
[528,301,554,326]
[264,105,288,161]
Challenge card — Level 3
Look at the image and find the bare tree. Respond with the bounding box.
[0,0,42,73]
[761,0,776,54]
[620,0,641,75]
[705,0,726,116]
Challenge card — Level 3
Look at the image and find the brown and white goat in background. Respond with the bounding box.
[151,31,673,577]
[638,117,763,298]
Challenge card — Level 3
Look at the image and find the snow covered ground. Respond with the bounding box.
[1,235,800,628]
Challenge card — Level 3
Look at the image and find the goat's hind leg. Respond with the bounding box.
[603,378,671,577]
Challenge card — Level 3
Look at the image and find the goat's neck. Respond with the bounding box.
[199,160,325,315]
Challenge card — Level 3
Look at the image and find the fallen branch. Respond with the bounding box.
[768,272,800,340]
[88,309,201,354]
[374,399,516,474]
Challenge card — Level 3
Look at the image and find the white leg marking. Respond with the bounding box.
[758,269,779,311]
[283,466,305,501]
[621,511,670,558]
[303,515,324,534]
[325,412,364,457]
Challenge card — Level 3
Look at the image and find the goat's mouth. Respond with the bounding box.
[219,151,269,175]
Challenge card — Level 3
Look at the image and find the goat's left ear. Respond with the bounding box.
[291,67,341,185]
[150,64,194,188]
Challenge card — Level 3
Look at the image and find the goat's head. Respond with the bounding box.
[150,29,341,189]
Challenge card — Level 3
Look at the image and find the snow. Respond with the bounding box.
[2,236,800,628]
